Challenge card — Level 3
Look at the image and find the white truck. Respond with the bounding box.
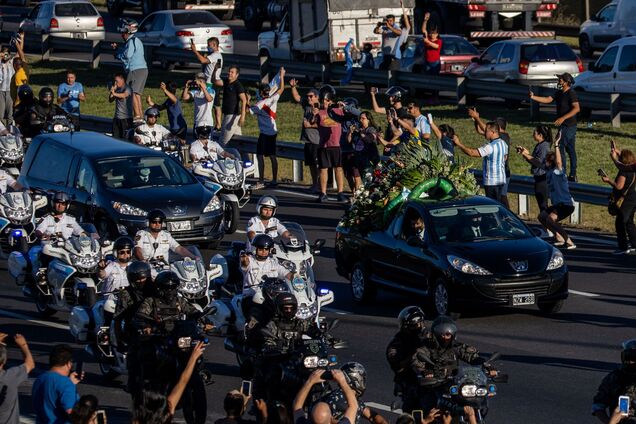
[258,0,413,63]
[579,0,636,58]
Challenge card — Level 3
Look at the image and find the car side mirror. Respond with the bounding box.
[406,235,424,248]
[311,239,326,256]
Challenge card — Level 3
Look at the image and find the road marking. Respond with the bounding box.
[0,308,69,330]
[365,402,402,415]
[568,289,601,298]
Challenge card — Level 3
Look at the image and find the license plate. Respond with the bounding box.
[73,32,87,39]
[536,11,552,18]
[168,221,192,232]
[512,293,535,306]
[502,4,522,11]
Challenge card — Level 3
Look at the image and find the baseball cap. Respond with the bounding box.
[555,73,574,85]
[195,72,206,80]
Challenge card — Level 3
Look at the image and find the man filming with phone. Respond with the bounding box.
[293,369,358,424]
[593,339,636,424]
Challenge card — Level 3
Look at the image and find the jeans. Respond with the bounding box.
[484,185,504,203]
[559,125,577,178]
[533,174,549,212]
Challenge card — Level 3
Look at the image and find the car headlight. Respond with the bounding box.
[447,255,492,275]
[112,201,146,217]
[460,384,477,397]
[303,356,318,368]
[546,249,564,271]
[203,196,222,213]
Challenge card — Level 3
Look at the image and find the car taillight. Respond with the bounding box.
[221,29,232,36]
[97,17,104,27]
[538,3,557,10]
[576,57,584,73]
[519,59,529,75]
[50,18,59,29]
[176,30,194,37]
[467,4,486,11]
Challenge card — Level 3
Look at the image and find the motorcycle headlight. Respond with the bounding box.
[460,384,477,397]
[303,356,318,368]
[53,124,65,132]
[296,303,317,320]
[475,388,488,397]
[112,202,147,217]
[546,249,564,271]
[177,337,192,349]
[203,196,222,213]
[447,255,492,276]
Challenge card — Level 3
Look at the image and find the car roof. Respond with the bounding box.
[33,132,165,160]
[409,195,501,210]
[608,35,636,48]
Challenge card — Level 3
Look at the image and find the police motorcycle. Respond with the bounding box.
[8,224,112,316]
[43,114,75,133]
[0,189,47,257]
[0,126,25,178]
[415,352,508,423]
[191,148,254,235]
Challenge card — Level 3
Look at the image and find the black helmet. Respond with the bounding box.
[622,339,636,374]
[39,87,54,105]
[274,292,298,320]
[398,306,425,332]
[126,261,152,292]
[431,315,457,347]
[114,236,134,262]
[148,209,166,230]
[118,17,138,34]
[196,125,213,139]
[385,86,406,102]
[262,277,290,306]
[155,271,181,303]
[252,234,274,260]
[341,362,367,396]
[319,84,336,101]
[144,107,160,118]
[17,84,33,103]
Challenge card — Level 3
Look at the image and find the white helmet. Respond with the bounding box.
[256,195,278,218]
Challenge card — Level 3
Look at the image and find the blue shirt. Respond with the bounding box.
[116,35,147,72]
[57,82,84,115]
[32,371,78,424]
[162,98,187,133]
[547,167,574,206]
[477,137,508,186]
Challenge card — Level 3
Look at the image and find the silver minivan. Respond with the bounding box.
[575,37,636,94]
[464,39,582,88]
[20,0,105,41]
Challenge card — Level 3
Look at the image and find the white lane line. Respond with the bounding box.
[235,229,246,234]
[365,402,402,415]
[568,289,601,298]
[322,307,350,315]
[0,308,69,330]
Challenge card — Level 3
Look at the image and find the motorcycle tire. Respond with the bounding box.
[181,374,207,424]
[224,201,240,234]
[35,292,56,317]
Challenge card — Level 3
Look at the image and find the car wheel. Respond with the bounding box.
[350,262,377,304]
[242,0,262,32]
[537,300,564,315]
[427,278,456,318]
[579,35,593,59]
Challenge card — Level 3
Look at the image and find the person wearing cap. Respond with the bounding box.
[133,107,171,146]
[182,72,216,139]
[248,67,286,189]
[189,125,236,162]
[57,69,85,131]
[112,18,148,124]
[290,79,321,193]
[211,64,248,147]
[109,72,133,140]
[529,72,580,182]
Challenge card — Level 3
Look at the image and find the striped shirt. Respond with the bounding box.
[477,137,508,186]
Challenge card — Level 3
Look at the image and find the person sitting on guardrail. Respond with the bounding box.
[191,37,223,132]
[133,107,171,146]
[182,72,216,140]
[57,69,85,131]
[147,81,188,141]
[109,73,133,140]
[375,13,402,71]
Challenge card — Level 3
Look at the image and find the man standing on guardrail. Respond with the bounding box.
[8,32,28,109]
[529,73,580,182]
[375,14,402,71]
[0,46,17,126]
[191,38,224,132]
[112,18,148,125]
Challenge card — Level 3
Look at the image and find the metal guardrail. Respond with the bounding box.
[80,114,610,225]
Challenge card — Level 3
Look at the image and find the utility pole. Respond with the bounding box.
[584,0,590,21]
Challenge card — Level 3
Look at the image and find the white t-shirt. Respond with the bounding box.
[0,58,15,92]
[190,139,225,162]
[134,229,180,261]
[0,169,17,194]
[203,51,223,83]
[249,93,280,136]
[191,84,216,128]
[414,114,431,138]
[36,214,84,240]
[241,255,289,296]
[134,123,171,145]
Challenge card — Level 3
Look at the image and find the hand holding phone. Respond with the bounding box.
[597,168,608,178]
[75,361,83,375]
[241,380,252,397]
[619,396,630,416]
[412,410,424,423]
[96,410,107,424]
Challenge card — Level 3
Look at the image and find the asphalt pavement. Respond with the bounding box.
[0,184,634,424]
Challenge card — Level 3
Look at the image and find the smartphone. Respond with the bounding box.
[241,380,252,397]
[516,146,524,153]
[597,168,607,178]
[611,139,617,150]
[322,370,333,380]
[412,410,424,423]
[619,396,630,416]
[96,410,106,424]
[75,361,83,375]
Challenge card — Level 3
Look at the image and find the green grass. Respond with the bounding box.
[26,59,636,232]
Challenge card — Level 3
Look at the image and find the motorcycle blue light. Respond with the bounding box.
[318,288,329,295]
[244,161,252,166]
[488,384,497,393]
[11,229,23,238]
[449,385,459,395]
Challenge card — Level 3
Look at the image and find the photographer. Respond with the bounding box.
[109,73,133,140]
[182,72,216,139]
[374,14,402,71]
[347,111,379,193]
[0,332,35,424]
[191,37,224,130]
[293,369,358,424]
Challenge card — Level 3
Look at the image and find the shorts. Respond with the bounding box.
[318,147,342,169]
[304,143,319,167]
[546,203,575,222]
[214,90,223,107]
[256,133,277,156]
[126,68,148,95]
[342,151,360,179]
[219,114,242,145]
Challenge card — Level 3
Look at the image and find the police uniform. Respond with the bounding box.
[592,369,636,417]
[36,213,84,240]
[245,216,288,251]
[190,139,226,162]
[134,123,171,146]
[241,255,289,297]
[101,261,129,313]
[134,229,180,261]
[0,169,17,193]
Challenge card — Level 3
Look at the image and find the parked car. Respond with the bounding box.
[575,37,636,94]
[464,39,583,88]
[19,0,105,41]
[376,34,480,76]
[579,0,636,59]
[19,132,226,247]
[335,196,569,317]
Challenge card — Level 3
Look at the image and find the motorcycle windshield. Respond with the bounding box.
[280,222,308,251]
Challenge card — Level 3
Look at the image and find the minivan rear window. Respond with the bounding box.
[521,43,577,62]
[55,3,98,16]
[172,12,219,26]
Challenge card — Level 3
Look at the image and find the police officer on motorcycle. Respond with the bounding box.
[134,209,198,263]
[35,192,86,241]
[13,85,36,131]
[386,306,430,413]
[246,196,290,250]
[593,339,636,423]
[99,236,134,326]
[29,87,67,134]
[189,125,236,162]
[133,107,171,146]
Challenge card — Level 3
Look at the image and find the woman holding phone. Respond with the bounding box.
[517,125,553,214]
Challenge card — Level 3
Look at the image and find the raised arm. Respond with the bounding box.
[289,78,302,103]
[554,131,563,170]
[275,67,286,97]
[190,39,210,64]
[529,90,554,104]
[168,342,205,415]
[370,89,386,114]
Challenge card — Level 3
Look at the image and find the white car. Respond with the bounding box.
[136,10,233,53]
[579,0,636,58]
[575,37,636,94]
[20,0,105,41]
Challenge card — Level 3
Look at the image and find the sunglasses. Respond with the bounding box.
[307,94,316,97]
[150,220,163,224]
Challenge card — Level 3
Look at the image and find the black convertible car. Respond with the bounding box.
[335,196,569,316]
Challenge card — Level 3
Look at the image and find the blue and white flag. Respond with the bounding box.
[340,38,354,85]
[268,71,281,96]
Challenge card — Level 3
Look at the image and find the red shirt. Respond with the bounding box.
[425,36,442,63]
[317,107,344,148]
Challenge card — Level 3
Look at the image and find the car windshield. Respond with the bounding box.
[55,3,98,16]
[521,43,577,62]
[172,12,219,26]
[441,37,479,56]
[428,204,533,243]
[95,156,197,189]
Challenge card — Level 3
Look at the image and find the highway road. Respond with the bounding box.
[0,184,634,424]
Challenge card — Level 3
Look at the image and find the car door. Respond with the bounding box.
[496,42,516,81]
[147,13,166,47]
[395,206,434,293]
[70,157,98,222]
[589,45,619,92]
[614,44,636,93]
[592,4,619,47]
[271,15,291,60]
[364,208,405,285]
[21,4,41,33]
[467,43,503,81]
[137,14,156,46]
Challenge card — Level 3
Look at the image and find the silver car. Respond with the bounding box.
[20,0,105,41]
[464,39,582,87]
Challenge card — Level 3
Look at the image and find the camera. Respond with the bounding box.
[322,370,333,380]
[189,81,199,90]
